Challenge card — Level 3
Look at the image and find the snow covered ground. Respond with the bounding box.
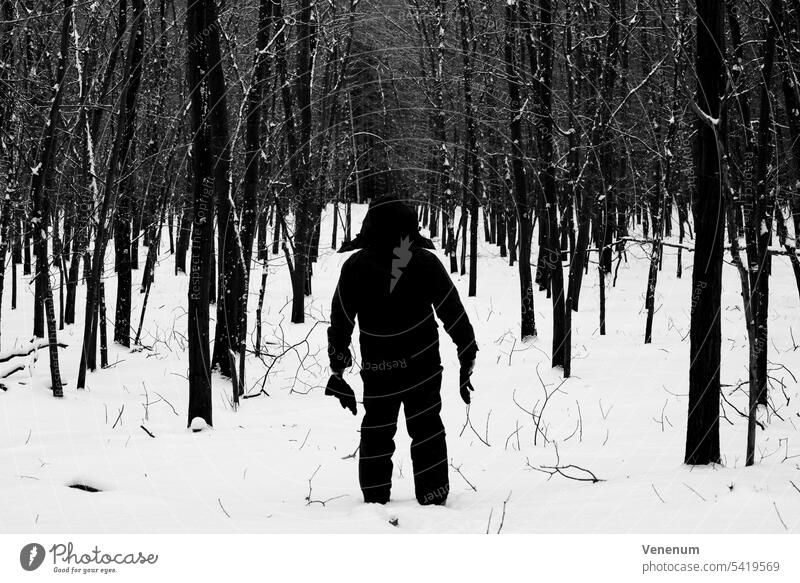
[1,204,799,533]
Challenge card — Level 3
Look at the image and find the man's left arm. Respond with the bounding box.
[428,255,477,363]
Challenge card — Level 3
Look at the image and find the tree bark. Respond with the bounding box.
[113,0,146,348]
[28,0,74,396]
[186,0,228,427]
[504,1,536,339]
[685,0,725,466]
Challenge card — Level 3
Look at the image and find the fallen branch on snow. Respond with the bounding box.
[526,443,604,484]
[0,341,69,382]
[0,340,68,365]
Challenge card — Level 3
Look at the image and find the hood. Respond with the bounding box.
[338,195,435,253]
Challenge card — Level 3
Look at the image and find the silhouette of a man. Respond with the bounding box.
[327,196,477,505]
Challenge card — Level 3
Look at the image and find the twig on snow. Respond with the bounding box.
[112,405,125,429]
[305,464,347,507]
[496,491,512,534]
[450,461,477,492]
[682,482,706,502]
[773,502,788,530]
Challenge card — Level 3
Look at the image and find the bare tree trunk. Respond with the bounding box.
[272,0,315,324]
[137,145,178,345]
[28,0,74,396]
[77,0,144,388]
[685,0,725,466]
[504,2,536,339]
[504,155,517,266]
[186,0,228,427]
[595,0,620,337]
[0,0,15,349]
[644,124,664,345]
[458,0,480,297]
[232,0,273,389]
[725,0,761,427]
[0,183,13,350]
[175,201,192,273]
[780,0,800,300]
[98,281,108,369]
[531,0,564,365]
[745,0,781,463]
[563,0,588,378]
[114,0,146,348]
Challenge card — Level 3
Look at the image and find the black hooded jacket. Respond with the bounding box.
[327,197,477,377]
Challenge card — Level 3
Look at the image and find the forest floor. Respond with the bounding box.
[2,204,800,533]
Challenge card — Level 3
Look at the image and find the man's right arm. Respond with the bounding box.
[327,258,358,372]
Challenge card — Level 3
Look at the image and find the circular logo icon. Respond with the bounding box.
[20,543,46,571]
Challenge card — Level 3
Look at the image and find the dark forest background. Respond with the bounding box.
[0,0,797,465]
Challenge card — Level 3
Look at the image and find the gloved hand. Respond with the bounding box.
[325,371,357,415]
[459,359,475,405]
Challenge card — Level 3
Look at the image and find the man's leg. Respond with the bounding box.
[403,369,449,505]
[359,389,402,503]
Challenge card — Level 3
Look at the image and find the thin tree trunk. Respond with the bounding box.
[28,0,74,396]
[458,0,480,297]
[746,0,781,459]
[99,281,108,369]
[780,2,800,300]
[504,2,536,339]
[175,202,192,273]
[532,0,564,365]
[77,0,145,387]
[114,0,146,348]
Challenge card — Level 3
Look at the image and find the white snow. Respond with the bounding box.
[1,203,799,533]
[190,417,208,433]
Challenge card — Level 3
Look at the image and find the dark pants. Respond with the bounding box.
[359,366,449,505]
